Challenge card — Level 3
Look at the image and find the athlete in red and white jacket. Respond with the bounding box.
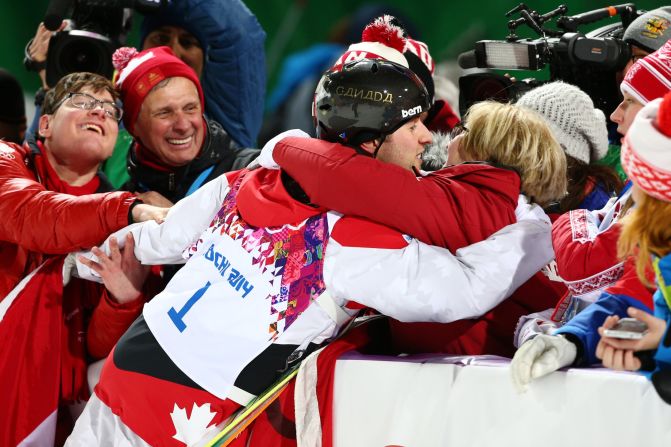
[67,160,551,446]
[67,59,554,446]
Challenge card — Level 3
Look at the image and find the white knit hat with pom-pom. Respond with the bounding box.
[516,81,608,164]
[331,15,408,70]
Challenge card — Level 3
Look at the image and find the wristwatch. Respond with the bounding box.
[23,39,46,72]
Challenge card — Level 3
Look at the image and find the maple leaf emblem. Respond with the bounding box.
[170,402,218,446]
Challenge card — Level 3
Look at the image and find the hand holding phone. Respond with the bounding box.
[602,317,649,340]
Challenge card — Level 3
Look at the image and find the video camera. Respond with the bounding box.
[458,3,641,118]
[39,0,163,87]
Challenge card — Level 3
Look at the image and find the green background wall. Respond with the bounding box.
[0,1,663,99]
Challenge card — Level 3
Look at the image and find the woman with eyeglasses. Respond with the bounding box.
[0,72,168,446]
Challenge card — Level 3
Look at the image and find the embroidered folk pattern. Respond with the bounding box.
[569,209,590,243]
[189,174,329,341]
[564,262,625,297]
[622,140,671,202]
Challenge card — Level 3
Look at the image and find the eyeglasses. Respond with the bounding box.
[450,122,468,140]
[55,92,123,121]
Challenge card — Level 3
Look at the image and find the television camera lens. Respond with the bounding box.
[46,30,114,88]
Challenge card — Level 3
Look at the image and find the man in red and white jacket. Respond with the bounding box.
[0,72,165,447]
[67,59,551,446]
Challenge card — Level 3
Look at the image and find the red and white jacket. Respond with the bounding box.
[0,140,142,447]
[68,167,551,446]
[272,137,565,356]
[550,187,652,319]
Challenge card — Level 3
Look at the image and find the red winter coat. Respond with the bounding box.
[0,139,146,445]
[0,138,145,374]
[0,140,136,299]
[274,137,563,356]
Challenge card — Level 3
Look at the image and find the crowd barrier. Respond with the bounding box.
[332,353,671,447]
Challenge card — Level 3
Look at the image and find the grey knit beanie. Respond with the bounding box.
[516,82,608,164]
[624,7,671,53]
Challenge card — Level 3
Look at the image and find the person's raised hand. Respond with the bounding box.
[28,21,67,89]
[77,234,149,304]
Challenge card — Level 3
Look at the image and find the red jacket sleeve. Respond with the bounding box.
[0,143,136,253]
[273,137,519,250]
[551,209,622,283]
[86,266,163,359]
[604,257,655,310]
[87,289,144,359]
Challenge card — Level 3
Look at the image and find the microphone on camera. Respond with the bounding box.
[557,5,625,31]
[44,0,73,31]
[457,50,478,69]
[573,6,619,24]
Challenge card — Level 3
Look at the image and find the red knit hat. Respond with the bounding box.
[405,38,434,75]
[621,39,671,105]
[112,46,204,134]
[621,91,671,202]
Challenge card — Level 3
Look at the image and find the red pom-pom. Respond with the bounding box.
[112,47,139,72]
[361,15,406,53]
[657,91,671,138]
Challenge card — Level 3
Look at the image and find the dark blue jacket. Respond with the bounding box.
[141,0,266,148]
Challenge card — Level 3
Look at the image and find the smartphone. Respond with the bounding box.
[602,318,649,340]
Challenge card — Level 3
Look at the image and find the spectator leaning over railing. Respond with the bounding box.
[511,91,671,405]
[513,40,671,350]
[256,16,568,358]
[0,72,166,447]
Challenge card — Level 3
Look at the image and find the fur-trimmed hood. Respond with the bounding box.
[421,131,450,171]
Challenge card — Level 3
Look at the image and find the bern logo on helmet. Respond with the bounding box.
[401,105,423,118]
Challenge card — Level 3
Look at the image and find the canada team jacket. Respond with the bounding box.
[68,167,551,446]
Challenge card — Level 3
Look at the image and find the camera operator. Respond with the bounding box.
[621,7,671,80]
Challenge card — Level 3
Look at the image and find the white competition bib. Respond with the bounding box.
[144,230,274,400]
[143,171,338,401]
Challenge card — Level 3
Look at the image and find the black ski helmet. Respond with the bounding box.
[313,59,430,146]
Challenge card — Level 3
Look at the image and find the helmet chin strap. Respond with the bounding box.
[372,134,387,159]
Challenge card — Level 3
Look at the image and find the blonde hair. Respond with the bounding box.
[618,191,671,285]
[460,101,567,205]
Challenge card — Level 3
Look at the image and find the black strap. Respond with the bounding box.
[23,39,46,72]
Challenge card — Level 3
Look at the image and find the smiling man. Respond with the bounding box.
[0,71,165,298]
[0,72,169,446]
[114,46,259,205]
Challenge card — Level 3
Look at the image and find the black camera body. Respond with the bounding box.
[43,0,161,87]
[458,4,640,118]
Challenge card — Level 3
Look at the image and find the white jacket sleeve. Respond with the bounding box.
[324,219,553,323]
[75,174,232,280]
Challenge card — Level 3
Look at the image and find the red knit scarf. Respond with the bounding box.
[33,140,101,194]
